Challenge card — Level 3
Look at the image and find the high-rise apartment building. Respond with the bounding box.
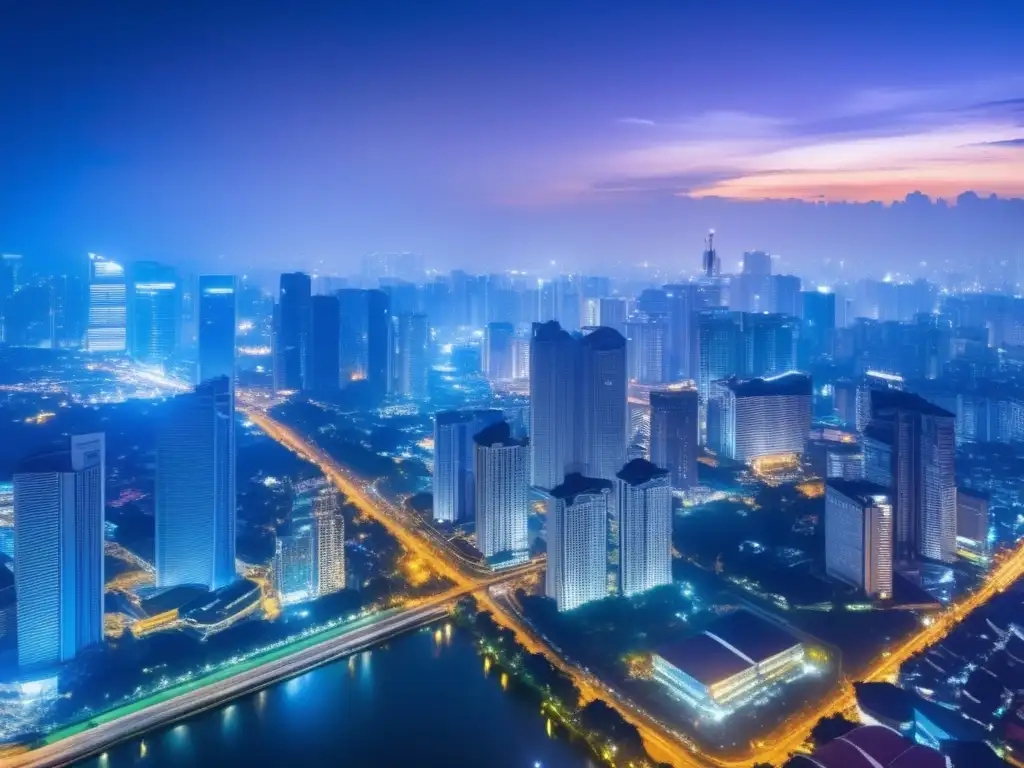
[86,253,127,352]
[197,275,237,385]
[696,309,740,405]
[156,377,237,591]
[530,321,578,490]
[649,385,699,490]
[308,294,341,392]
[275,272,311,392]
[337,288,368,382]
[598,297,627,334]
[544,473,612,612]
[313,491,346,596]
[616,459,672,598]
[473,421,530,566]
[366,289,392,398]
[483,322,515,381]
[770,274,802,317]
[13,433,105,669]
[862,390,956,563]
[274,522,316,605]
[956,488,989,560]
[825,481,893,599]
[742,312,797,378]
[393,313,429,399]
[433,409,504,524]
[579,327,628,482]
[128,261,180,366]
[626,315,668,385]
[800,289,836,363]
[707,372,812,463]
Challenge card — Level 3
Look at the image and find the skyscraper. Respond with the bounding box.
[128,262,180,367]
[800,289,836,363]
[274,522,316,605]
[825,481,893,599]
[707,372,812,463]
[771,274,802,317]
[366,289,392,398]
[86,253,127,352]
[313,491,346,596]
[544,473,612,612]
[156,377,237,591]
[275,272,311,392]
[663,284,695,380]
[625,315,668,385]
[393,313,429,399]
[308,294,341,392]
[197,276,237,385]
[598,297,627,334]
[529,321,578,490]
[579,327,628,482]
[742,312,798,378]
[473,421,530,566]
[617,459,672,598]
[863,390,957,563]
[696,309,740,404]
[701,230,720,278]
[956,488,989,560]
[433,409,504,524]
[337,288,368,382]
[13,433,105,669]
[483,321,515,381]
[649,385,699,490]
[735,251,772,313]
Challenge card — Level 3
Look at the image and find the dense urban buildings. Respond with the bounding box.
[825,481,894,599]
[649,385,699,490]
[544,473,613,612]
[155,377,237,591]
[13,434,106,669]
[616,459,672,598]
[432,409,504,524]
[473,421,530,566]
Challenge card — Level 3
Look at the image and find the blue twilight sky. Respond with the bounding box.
[1,1,1022,277]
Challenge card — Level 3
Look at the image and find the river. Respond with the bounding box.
[76,624,597,768]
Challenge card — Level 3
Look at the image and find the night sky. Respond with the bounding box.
[2,1,1022,276]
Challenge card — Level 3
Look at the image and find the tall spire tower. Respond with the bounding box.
[701,230,719,277]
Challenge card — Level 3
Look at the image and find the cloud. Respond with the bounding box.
[973,138,1024,147]
[616,117,656,127]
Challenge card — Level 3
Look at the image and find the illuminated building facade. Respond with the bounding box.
[197,275,237,385]
[825,481,893,599]
[128,261,180,367]
[649,386,699,490]
[483,321,515,381]
[473,421,530,566]
[707,372,812,463]
[529,320,577,490]
[956,488,989,560]
[86,253,127,352]
[275,272,311,392]
[13,434,106,669]
[579,326,628,482]
[616,459,672,598]
[544,473,612,612]
[393,312,429,399]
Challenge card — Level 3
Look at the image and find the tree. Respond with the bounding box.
[809,713,858,747]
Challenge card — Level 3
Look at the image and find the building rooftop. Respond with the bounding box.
[532,320,572,343]
[581,325,625,350]
[548,472,613,506]
[789,725,945,768]
[473,420,527,448]
[616,458,669,486]
[656,632,752,687]
[870,389,954,419]
[703,610,801,663]
[720,371,812,397]
[827,479,891,506]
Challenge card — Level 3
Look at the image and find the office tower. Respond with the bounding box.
[800,289,836,362]
[771,274,802,317]
[366,289,392,397]
[433,409,504,524]
[337,288,368,381]
[156,377,237,591]
[86,253,127,352]
[956,488,989,559]
[598,297,627,334]
[313,491,346,596]
[512,335,531,381]
[863,390,956,563]
[707,372,812,462]
[579,327,628,482]
[626,315,669,385]
[50,273,87,349]
[275,272,311,392]
[13,433,105,669]
[473,421,530,565]
[1,281,51,347]
[393,313,429,399]
[696,309,740,404]
[197,276,237,385]
[855,370,905,432]
[308,294,341,392]
[0,254,21,340]
[638,288,669,317]
[530,321,578,489]
[483,322,515,381]
[701,230,720,278]
[735,251,772,313]
[127,262,179,366]
[663,284,695,380]
[544,473,612,612]
[649,386,699,490]
[825,481,893,599]
[617,459,672,598]
[742,312,798,377]
[274,523,316,605]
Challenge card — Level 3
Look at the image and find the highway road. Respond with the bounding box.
[8,600,454,768]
